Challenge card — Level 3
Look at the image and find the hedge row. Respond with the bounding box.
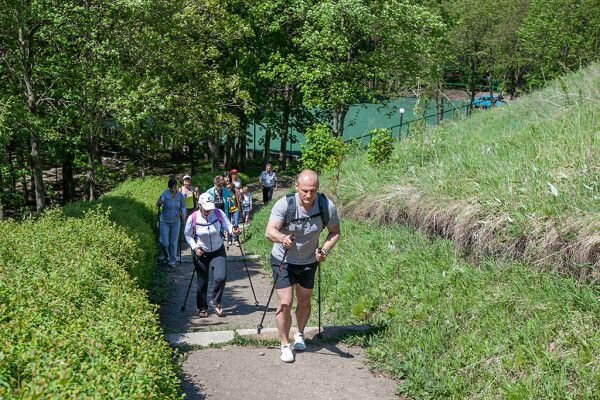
[0,176,181,398]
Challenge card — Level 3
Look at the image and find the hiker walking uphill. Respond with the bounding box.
[180,174,198,217]
[259,163,277,204]
[156,177,186,268]
[207,175,235,216]
[265,170,340,363]
[184,192,240,318]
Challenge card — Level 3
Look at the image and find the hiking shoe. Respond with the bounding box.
[198,309,209,318]
[213,303,225,317]
[293,332,306,351]
[280,344,294,363]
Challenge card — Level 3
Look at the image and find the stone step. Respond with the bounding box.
[165,325,370,347]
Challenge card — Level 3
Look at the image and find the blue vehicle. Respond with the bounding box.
[473,94,503,109]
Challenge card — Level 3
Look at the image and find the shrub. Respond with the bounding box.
[300,123,345,174]
[0,208,180,398]
[367,128,394,165]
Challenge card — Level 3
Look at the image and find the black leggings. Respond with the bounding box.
[193,245,227,310]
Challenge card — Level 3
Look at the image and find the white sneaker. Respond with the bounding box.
[293,332,306,351]
[280,344,294,363]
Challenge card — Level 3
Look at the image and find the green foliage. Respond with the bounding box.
[300,123,345,174]
[366,128,393,165]
[63,177,166,289]
[0,208,180,398]
[339,62,600,228]
[325,220,600,399]
[240,195,600,399]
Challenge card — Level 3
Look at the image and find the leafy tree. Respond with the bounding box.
[518,0,600,89]
[296,0,445,137]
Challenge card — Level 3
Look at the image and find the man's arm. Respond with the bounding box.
[316,224,341,262]
[266,219,294,248]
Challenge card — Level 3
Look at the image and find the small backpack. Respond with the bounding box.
[282,192,330,231]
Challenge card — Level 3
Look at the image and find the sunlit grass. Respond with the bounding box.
[338,63,599,227]
[242,205,600,399]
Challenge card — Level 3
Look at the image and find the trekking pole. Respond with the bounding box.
[237,240,259,307]
[317,261,322,339]
[181,264,196,312]
[257,242,292,334]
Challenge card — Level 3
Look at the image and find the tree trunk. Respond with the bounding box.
[488,73,495,107]
[86,130,99,201]
[223,134,234,170]
[208,138,220,172]
[62,152,75,202]
[189,142,196,176]
[439,86,445,122]
[435,88,440,125]
[279,106,289,171]
[264,125,271,163]
[8,150,16,192]
[18,16,45,212]
[239,115,248,168]
[469,60,477,113]
[332,104,348,137]
[16,150,29,206]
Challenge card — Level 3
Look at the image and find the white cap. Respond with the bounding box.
[198,192,215,210]
[183,175,191,181]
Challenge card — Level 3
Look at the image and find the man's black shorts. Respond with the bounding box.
[271,255,317,289]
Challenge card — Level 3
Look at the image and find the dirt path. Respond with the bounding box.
[158,181,400,399]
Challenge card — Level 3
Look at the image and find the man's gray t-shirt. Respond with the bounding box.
[270,193,340,265]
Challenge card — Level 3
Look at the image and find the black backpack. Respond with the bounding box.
[282,192,330,230]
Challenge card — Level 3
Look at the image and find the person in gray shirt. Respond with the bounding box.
[265,170,341,363]
[259,163,277,203]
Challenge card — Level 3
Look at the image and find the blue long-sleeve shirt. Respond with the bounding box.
[158,189,186,223]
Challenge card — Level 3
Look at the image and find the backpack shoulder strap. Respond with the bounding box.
[191,211,198,240]
[282,193,296,228]
[318,192,330,229]
[215,209,224,224]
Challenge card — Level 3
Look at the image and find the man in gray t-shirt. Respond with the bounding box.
[265,170,341,363]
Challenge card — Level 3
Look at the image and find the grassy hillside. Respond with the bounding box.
[241,63,599,398]
[242,192,599,399]
[337,63,599,278]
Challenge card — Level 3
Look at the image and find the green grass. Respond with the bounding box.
[338,62,599,232]
[241,202,600,399]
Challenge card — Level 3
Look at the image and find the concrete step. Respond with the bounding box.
[165,325,370,347]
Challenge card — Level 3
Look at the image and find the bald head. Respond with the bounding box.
[296,170,319,188]
[296,170,319,209]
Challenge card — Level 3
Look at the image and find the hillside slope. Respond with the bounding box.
[338,62,599,279]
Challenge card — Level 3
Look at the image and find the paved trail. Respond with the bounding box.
[158,183,400,399]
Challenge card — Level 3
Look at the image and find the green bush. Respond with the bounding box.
[366,128,394,165]
[300,123,345,174]
[0,208,180,399]
[63,177,166,289]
